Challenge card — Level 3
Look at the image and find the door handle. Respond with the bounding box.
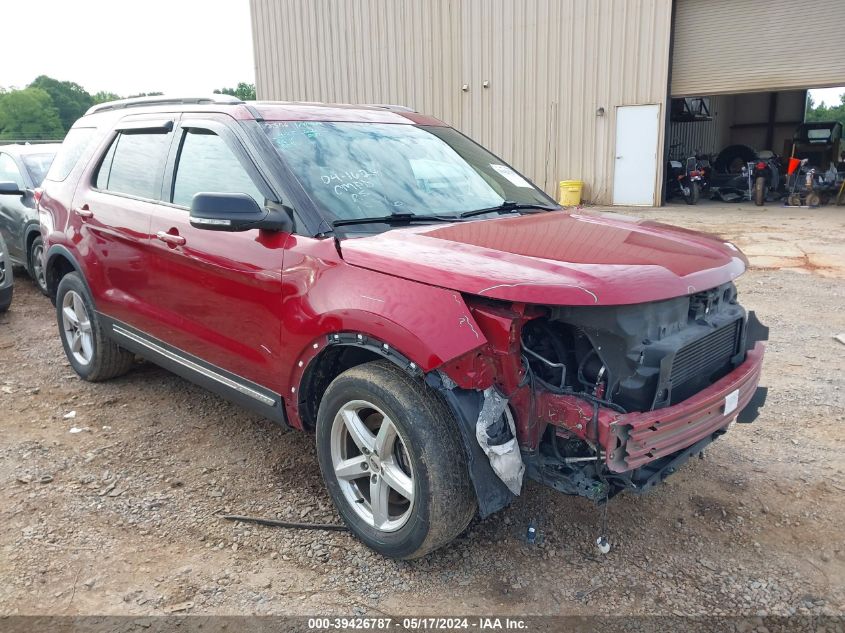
[156,231,186,247]
[74,204,93,219]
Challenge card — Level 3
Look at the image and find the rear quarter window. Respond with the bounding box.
[45,128,96,182]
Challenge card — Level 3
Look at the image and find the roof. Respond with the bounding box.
[251,102,445,125]
[83,95,446,126]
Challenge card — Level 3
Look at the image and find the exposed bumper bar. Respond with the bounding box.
[606,342,766,473]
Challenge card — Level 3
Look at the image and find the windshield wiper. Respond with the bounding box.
[457,200,560,219]
[331,212,459,228]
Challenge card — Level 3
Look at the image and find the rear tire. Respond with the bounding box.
[806,192,821,208]
[753,177,766,206]
[316,360,476,559]
[28,236,49,295]
[56,272,134,382]
[787,194,801,207]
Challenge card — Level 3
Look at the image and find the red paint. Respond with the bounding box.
[605,342,765,472]
[40,100,764,478]
[340,211,747,306]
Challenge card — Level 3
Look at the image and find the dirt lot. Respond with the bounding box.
[0,203,843,617]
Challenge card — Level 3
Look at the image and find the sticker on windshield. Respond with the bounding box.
[490,164,533,188]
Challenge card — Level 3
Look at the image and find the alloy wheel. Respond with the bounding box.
[32,243,46,292]
[61,290,93,365]
[330,399,415,532]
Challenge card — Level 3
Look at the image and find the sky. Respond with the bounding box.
[1,0,255,96]
[0,1,843,106]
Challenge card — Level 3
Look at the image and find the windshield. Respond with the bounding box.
[806,128,832,143]
[21,153,56,185]
[262,122,554,221]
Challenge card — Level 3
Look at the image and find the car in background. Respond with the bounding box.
[0,143,60,294]
[0,233,13,312]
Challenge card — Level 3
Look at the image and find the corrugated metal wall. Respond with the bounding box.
[668,95,728,159]
[672,0,845,96]
[250,0,673,204]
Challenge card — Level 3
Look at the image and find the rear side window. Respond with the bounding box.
[45,128,95,182]
[96,132,171,200]
[171,129,263,207]
[21,153,55,185]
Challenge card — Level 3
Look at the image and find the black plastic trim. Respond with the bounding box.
[425,373,515,518]
[44,244,92,303]
[324,332,423,378]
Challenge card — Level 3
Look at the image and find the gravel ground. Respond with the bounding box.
[0,202,843,617]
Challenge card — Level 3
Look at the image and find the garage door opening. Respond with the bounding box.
[665,87,845,207]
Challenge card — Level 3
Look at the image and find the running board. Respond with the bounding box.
[103,316,287,425]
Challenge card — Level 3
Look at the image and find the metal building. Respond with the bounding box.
[250,0,845,206]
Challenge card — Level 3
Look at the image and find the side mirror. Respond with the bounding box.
[0,181,25,196]
[189,192,291,233]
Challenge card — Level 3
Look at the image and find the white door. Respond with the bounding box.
[612,105,660,206]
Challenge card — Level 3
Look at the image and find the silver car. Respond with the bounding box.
[0,232,12,312]
[0,143,60,295]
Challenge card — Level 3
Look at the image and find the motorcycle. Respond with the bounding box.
[666,155,703,205]
[709,144,782,204]
[746,151,781,206]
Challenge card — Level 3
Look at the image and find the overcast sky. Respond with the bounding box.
[1,0,255,96]
[1,1,843,105]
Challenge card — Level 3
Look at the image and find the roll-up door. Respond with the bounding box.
[672,0,845,97]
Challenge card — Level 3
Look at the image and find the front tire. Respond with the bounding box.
[316,360,476,559]
[684,181,700,205]
[28,236,49,295]
[56,272,134,382]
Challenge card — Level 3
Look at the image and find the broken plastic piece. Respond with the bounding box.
[475,387,525,495]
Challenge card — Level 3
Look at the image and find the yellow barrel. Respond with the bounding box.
[558,180,583,206]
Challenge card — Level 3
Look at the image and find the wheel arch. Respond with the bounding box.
[296,330,515,519]
[45,245,92,304]
[23,222,41,266]
[296,332,424,431]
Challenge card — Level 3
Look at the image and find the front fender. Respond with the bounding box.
[279,241,490,421]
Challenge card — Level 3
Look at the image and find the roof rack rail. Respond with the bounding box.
[366,104,417,113]
[86,95,244,116]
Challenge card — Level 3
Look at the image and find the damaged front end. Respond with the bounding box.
[428,282,768,517]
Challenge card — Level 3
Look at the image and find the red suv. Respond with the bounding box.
[39,96,767,559]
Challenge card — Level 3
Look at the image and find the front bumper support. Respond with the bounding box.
[606,342,766,473]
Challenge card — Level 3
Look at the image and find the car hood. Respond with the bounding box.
[338,211,747,306]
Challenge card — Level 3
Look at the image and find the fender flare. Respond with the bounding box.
[44,244,94,304]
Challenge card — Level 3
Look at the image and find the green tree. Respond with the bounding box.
[29,75,93,131]
[806,93,845,126]
[92,91,123,105]
[0,87,64,140]
[214,82,256,101]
